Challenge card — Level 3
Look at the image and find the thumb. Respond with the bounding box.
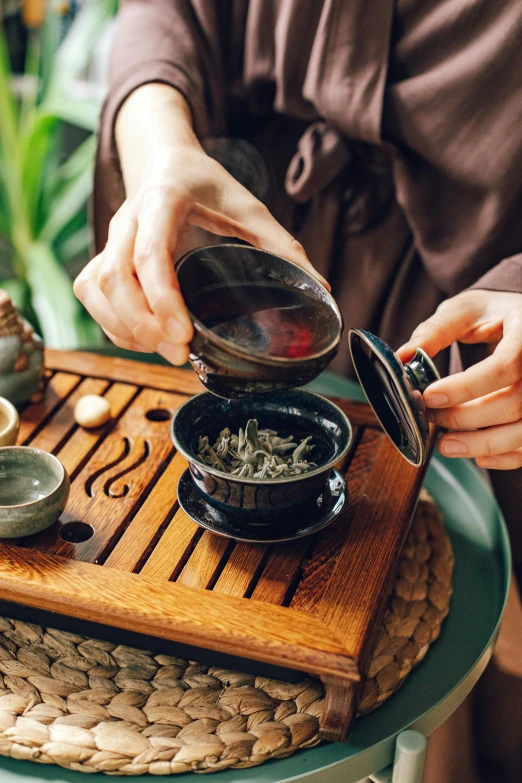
[397,295,481,360]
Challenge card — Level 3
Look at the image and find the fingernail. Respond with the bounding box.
[167,318,188,341]
[440,438,467,456]
[397,344,416,360]
[158,342,185,365]
[425,392,449,408]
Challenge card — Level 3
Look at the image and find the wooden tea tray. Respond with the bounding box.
[0,350,432,741]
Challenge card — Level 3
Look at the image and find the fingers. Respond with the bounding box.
[395,345,417,363]
[74,254,135,343]
[438,419,522,459]
[429,380,522,430]
[133,189,193,342]
[103,330,153,353]
[75,265,154,354]
[424,307,522,408]
[400,294,522,471]
[191,194,331,290]
[74,255,150,352]
[75,209,190,366]
[399,294,482,360]
[98,209,188,363]
[477,449,522,470]
[240,208,330,289]
[77,158,330,368]
[75,262,154,353]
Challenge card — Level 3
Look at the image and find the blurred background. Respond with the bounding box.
[0,0,117,351]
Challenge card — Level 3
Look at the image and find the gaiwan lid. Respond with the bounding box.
[349,329,440,467]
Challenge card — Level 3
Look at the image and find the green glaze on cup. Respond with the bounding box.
[0,447,70,538]
[0,398,19,447]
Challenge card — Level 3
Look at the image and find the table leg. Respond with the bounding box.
[319,681,357,742]
[370,731,427,783]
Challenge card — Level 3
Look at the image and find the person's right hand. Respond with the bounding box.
[74,89,326,367]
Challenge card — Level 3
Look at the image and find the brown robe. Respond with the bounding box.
[93,2,522,779]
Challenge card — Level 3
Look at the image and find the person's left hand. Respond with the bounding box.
[397,290,522,470]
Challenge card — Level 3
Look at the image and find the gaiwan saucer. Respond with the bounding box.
[178,467,348,543]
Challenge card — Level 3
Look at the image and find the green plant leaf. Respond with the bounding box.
[0,9,114,352]
[0,191,10,238]
[40,3,63,97]
[21,112,57,236]
[43,96,100,132]
[44,0,117,104]
[38,156,94,244]
[0,33,18,158]
[57,224,92,261]
[42,131,94,234]
[0,278,26,310]
[24,241,88,348]
[0,31,24,226]
[74,310,106,349]
[53,133,97,188]
[19,29,41,137]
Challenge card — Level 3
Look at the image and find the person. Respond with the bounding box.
[74,2,522,780]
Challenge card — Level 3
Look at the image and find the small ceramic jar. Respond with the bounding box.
[0,291,45,405]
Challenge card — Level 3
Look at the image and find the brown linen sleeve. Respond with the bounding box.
[468,254,522,294]
[93,0,225,251]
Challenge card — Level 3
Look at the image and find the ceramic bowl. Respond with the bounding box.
[171,389,352,521]
[176,244,343,398]
[0,447,70,538]
[0,397,19,447]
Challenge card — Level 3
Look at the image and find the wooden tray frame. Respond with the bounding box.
[0,351,432,740]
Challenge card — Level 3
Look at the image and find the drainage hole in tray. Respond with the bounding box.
[146,409,171,422]
[60,522,95,543]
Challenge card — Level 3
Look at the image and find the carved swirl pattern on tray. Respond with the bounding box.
[105,440,152,499]
[85,439,132,498]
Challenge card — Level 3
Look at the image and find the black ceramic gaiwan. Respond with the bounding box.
[171,389,352,525]
[177,244,343,398]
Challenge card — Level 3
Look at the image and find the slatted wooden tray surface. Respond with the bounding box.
[0,350,432,740]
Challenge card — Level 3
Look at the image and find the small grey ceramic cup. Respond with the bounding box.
[0,447,70,538]
[0,397,19,447]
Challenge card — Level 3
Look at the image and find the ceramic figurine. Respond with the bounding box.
[0,290,45,405]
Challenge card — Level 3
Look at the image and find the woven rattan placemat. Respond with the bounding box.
[0,491,453,775]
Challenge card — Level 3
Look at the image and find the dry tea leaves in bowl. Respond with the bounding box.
[197,419,317,479]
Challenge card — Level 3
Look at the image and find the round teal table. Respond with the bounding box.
[0,372,510,783]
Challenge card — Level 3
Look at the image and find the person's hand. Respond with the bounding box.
[398,290,522,469]
[74,85,326,366]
